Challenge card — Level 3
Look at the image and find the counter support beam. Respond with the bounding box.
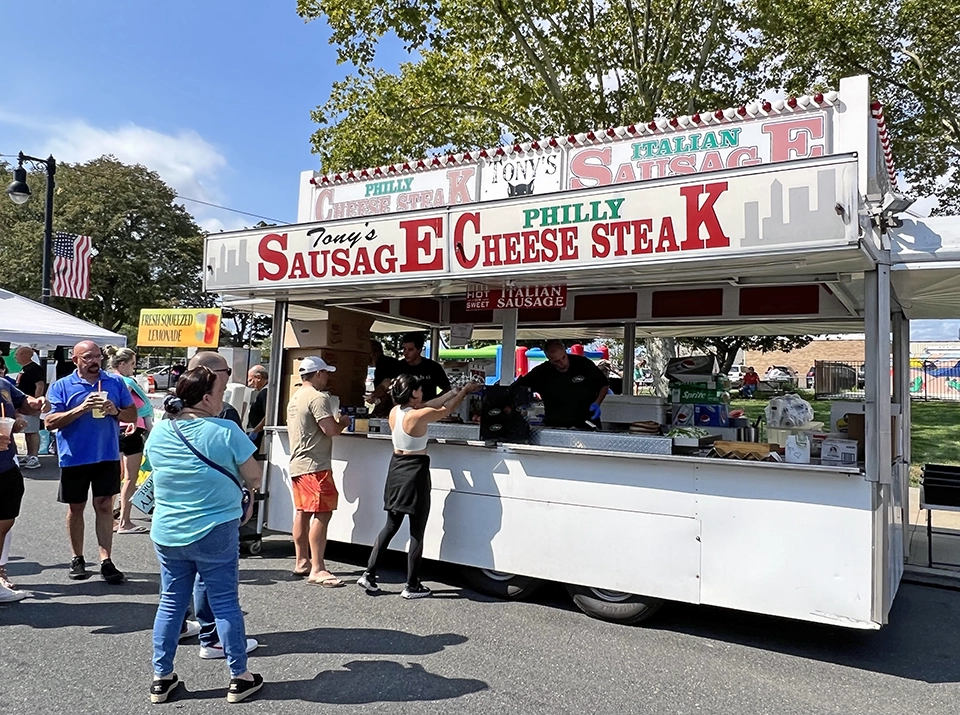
[623,323,636,395]
[266,300,288,428]
[500,308,518,385]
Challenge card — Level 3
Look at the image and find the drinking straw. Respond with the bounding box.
[1,403,5,418]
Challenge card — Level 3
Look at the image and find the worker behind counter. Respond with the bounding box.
[395,332,451,401]
[514,340,609,429]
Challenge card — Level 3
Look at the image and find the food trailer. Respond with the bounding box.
[206,75,929,628]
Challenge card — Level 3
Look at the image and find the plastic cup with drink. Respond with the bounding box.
[91,382,108,418]
[0,403,14,445]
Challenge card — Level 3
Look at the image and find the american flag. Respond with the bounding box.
[52,232,92,300]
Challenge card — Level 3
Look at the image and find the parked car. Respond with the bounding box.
[805,366,815,389]
[763,365,799,388]
[856,365,865,389]
[144,364,173,391]
[727,365,747,388]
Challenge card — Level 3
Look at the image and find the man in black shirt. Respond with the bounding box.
[367,340,403,417]
[14,346,45,469]
[397,332,451,401]
[246,365,269,450]
[515,340,609,429]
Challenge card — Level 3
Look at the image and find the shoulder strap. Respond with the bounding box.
[171,419,244,494]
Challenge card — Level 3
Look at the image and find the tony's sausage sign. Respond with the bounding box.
[205,156,858,293]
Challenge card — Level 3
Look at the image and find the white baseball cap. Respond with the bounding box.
[299,356,336,374]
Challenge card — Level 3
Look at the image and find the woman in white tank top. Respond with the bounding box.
[357,374,479,599]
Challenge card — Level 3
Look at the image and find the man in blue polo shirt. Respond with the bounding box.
[46,341,136,583]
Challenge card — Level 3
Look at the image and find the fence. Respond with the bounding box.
[813,359,960,401]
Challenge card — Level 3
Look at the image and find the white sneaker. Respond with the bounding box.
[0,584,26,603]
[23,456,40,469]
[179,619,201,640]
[199,638,258,659]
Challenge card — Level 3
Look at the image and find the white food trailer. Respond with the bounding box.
[205,75,948,628]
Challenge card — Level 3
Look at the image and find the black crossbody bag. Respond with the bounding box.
[172,420,254,525]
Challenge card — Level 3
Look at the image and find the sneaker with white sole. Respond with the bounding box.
[400,582,432,599]
[357,572,380,593]
[0,583,26,603]
[226,673,264,703]
[23,455,40,469]
[179,619,201,641]
[150,674,181,703]
[199,638,258,659]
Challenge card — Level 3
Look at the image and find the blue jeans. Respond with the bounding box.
[153,520,247,678]
[741,384,757,398]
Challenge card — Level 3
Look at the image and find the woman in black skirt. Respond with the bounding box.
[357,374,479,599]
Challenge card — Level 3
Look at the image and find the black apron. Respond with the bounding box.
[383,453,431,515]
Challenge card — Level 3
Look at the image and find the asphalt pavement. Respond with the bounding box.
[3,455,960,714]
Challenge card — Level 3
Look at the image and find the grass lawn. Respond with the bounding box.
[729,394,960,483]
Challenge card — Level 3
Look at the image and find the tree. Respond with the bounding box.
[741,0,960,213]
[0,157,205,336]
[298,0,745,171]
[681,335,815,375]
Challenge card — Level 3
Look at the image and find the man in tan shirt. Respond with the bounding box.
[286,356,348,586]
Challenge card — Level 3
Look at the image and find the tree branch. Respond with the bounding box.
[489,0,575,129]
[396,102,540,139]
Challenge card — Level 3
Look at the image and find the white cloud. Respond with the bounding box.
[912,320,960,341]
[198,215,251,234]
[0,110,231,230]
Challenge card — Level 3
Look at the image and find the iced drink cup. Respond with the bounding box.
[91,391,109,418]
[0,417,14,439]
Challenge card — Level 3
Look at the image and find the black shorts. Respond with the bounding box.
[119,428,146,456]
[58,460,122,504]
[0,466,25,520]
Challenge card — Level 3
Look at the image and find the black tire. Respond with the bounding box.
[565,584,663,625]
[461,566,545,600]
[245,539,263,556]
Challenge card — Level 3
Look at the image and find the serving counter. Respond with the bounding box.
[263,424,877,628]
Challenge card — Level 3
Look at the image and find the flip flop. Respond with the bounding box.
[117,524,149,534]
[308,576,345,588]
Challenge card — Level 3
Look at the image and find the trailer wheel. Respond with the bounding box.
[461,567,544,600]
[565,585,663,625]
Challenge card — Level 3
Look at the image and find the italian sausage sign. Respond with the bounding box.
[204,156,857,293]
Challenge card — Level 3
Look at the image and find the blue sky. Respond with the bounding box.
[0,1,384,231]
[1,2,955,339]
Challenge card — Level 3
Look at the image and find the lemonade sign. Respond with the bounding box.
[137,308,222,348]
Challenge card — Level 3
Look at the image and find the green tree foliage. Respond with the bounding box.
[0,156,205,335]
[300,0,958,213]
[298,0,743,171]
[742,0,960,213]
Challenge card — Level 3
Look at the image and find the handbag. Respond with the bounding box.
[131,473,156,515]
[172,420,255,525]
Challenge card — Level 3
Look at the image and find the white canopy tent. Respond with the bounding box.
[891,216,960,320]
[0,287,126,349]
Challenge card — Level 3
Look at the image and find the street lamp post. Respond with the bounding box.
[6,152,57,305]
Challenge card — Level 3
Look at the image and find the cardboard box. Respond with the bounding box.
[694,403,729,427]
[841,413,900,461]
[670,384,729,404]
[671,403,697,427]
[283,308,374,352]
[820,438,859,465]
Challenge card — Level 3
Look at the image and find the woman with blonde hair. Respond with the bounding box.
[105,345,154,534]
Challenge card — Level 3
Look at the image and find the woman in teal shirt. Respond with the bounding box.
[106,346,155,534]
[144,367,264,704]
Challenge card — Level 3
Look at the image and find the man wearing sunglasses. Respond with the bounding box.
[188,353,242,427]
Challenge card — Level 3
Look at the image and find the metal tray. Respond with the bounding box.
[529,428,672,455]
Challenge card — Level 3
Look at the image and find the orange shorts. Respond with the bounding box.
[291,470,339,513]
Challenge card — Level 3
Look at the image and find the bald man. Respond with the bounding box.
[13,346,45,469]
[46,341,137,582]
[188,352,242,427]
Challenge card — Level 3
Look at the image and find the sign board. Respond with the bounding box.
[207,155,858,293]
[449,323,473,346]
[137,308,222,348]
[466,284,568,310]
[311,166,479,222]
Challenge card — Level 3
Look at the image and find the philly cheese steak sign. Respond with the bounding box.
[205,156,857,292]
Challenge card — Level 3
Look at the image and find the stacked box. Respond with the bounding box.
[668,370,730,429]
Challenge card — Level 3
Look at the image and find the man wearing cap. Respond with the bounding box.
[286,356,348,586]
